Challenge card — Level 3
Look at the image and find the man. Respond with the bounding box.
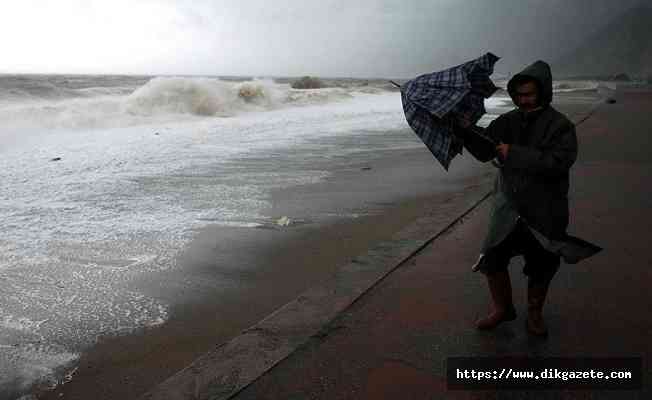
[458,60,577,337]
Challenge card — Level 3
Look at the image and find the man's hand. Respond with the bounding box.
[496,142,510,160]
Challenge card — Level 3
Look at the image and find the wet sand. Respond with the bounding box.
[36,91,601,400]
[35,150,492,400]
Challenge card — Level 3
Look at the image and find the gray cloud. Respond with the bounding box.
[0,0,645,77]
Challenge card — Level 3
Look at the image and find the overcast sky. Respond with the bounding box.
[0,0,645,77]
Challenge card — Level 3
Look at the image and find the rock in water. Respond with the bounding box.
[291,76,324,89]
[612,73,631,82]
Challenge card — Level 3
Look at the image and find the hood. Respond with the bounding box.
[507,60,553,107]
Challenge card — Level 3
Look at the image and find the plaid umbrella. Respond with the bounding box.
[399,52,500,170]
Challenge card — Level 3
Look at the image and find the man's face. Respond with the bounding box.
[513,81,539,112]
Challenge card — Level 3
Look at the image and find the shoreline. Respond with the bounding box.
[36,147,495,400]
[35,91,602,400]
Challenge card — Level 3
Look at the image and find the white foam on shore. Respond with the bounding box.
[553,80,600,93]
[0,87,504,396]
[0,90,406,395]
[0,342,79,396]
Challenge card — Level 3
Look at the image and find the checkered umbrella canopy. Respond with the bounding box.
[400,53,500,170]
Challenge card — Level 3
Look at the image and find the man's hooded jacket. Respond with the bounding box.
[462,60,577,253]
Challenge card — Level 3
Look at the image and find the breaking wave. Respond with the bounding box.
[124,77,281,117]
[0,77,368,132]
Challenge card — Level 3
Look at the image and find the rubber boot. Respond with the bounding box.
[476,270,517,330]
[526,280,550,337]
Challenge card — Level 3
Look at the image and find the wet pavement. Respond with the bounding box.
[142,88,651,399]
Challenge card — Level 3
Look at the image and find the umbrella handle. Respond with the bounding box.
[389,80,402,88]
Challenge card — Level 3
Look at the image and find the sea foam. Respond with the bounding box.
[0,76,506,397]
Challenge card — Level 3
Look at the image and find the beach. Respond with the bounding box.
[0,75,495,399]
[28,86,605,399]
[35,145,498,400]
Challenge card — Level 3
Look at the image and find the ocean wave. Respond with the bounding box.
[552,80,600,93]
[492,79,600,94]
[124,77,286,117]
[123,77,357,116]
[75,85,136,97]
[0,75,147,102]
[0,77,378,132]
[0,80,80,102]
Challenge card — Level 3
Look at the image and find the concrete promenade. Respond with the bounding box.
[143,88,651,399]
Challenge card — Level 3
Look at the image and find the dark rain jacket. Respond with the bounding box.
[461,60,577,253]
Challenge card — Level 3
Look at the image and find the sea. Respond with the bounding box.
[0,73,599,398]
